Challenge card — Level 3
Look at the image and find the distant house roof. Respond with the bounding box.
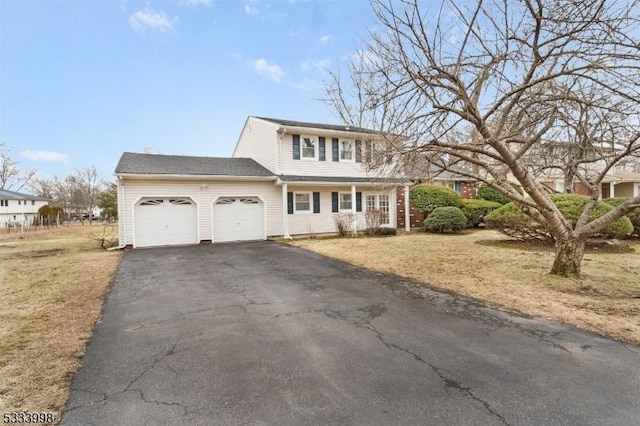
[255,117,381,135]
[0,188,49,201]
[115,152,275,177]
[606,170,640,182]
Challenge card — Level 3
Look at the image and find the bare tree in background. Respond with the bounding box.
[74,167,104,224]
[0,153,36,191]
[326,0,640,276]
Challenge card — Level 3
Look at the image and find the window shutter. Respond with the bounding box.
[356,192,362,212]
[332,138,339,162]
[287,192,294,214]
[318,137,326,161]
[331,192,339,212]
[355,140,362,163]
[313,192,320,213]
[293,135,300,160]
[365,140,372,163]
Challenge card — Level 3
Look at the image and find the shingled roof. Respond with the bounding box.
[115,152,274,177]
[255,117,381,135]
[0,188,49,201]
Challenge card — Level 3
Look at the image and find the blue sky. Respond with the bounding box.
[0,0,375,182]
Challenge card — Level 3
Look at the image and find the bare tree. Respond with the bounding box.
[0,153,36,191]
[326,0,640,276]
[29,177,56,200]
[74,167,103,223]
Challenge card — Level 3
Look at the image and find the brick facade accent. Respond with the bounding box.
[396,186,425,229]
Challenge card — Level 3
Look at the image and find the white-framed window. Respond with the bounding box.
[302,136,317,159]
[339,192,352,211]
[0,200,7,207]
[340,139,354,161]
[365,193,390,225]
[294,192,312,213]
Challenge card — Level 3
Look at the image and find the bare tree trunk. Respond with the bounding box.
[551,236,587,277]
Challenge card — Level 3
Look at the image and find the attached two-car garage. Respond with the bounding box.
[133,196,265,247]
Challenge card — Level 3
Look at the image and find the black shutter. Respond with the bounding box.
[287,192,294,214]
[293,135,300,160]
[331,192,339,212]
[356,192,362,212]
[355,140,362,163]
[313,192,320,213]
[318,137,326,161]
[332,138,339,162]
[365,140,372,163]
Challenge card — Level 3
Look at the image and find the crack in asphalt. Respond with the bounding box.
[130,389,190,416]
[320,303,510,426]
[441,295,570,353]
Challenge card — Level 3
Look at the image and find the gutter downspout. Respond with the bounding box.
[277,178,292,240]
[109,176,128,250]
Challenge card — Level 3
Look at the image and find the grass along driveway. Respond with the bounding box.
[291,230,640,345]
[0,224,122,421]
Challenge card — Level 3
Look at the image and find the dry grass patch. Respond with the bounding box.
[0,224,122,420]
[291,230,640,345]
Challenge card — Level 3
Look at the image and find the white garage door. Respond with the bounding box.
[134,198,198,248]
[213,197,264,242]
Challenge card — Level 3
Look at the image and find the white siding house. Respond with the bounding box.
[116,117,410,248]
[0,189,49,228]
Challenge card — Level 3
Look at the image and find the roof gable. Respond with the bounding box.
[115,152,274,177]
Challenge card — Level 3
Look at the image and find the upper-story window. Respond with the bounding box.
[340,140,354,161]
[0,200,7,207]
[302,136,317,159]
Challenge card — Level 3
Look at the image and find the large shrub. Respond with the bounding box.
[423,207,467,233]
[602,198,640,235]
[409,184,463,216]
[477,183,523,205]
[485,194,633,241]
[461,199,503,227]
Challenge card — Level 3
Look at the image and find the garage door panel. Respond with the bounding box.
[213,198,264,243]
[134,198,197,248]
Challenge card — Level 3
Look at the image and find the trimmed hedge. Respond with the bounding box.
[477,184,523,205]
[602,197,640,235]
[461,199,503,227]
[409,184,463,216]
[485,194,633,241]
[423,207,467,233]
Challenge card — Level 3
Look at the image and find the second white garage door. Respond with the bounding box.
[213,197,264,242]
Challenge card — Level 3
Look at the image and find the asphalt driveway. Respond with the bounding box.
[63,241,640,425]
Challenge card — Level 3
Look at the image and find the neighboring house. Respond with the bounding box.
[115,117,410,248]
[0,189,49,227]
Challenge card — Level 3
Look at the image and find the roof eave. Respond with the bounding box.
[116,173,276,181]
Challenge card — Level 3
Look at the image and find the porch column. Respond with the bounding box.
[351,184,357,232]
[282,182,291,239]
[610,182,616,198]
[404,184,410,232]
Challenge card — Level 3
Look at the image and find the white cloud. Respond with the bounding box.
[129,8,179,33]
[251,58,285,82]
[300,59,330,73]
[318,34,331,45]
[244,4,259,16]
[20,150,68,164]
[180,0,212,6]
[293,78,322,92]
